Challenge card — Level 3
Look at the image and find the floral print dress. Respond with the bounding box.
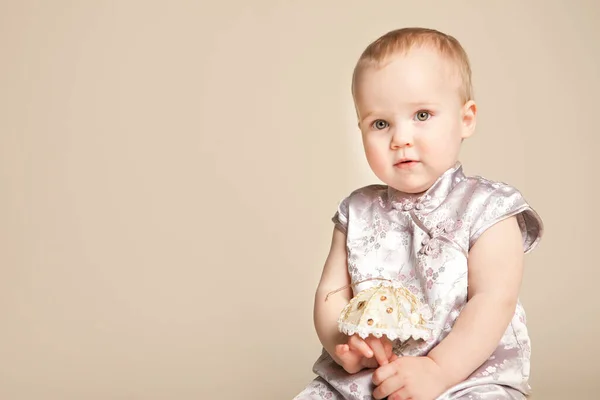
[294,162,543,400]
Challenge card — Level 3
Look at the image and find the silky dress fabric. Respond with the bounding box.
[294,163,543,400]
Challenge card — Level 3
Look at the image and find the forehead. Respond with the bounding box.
[354,47,461,109]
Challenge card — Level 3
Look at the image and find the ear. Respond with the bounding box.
[460,100,477,139]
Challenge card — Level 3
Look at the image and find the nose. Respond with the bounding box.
[390,126,414,149]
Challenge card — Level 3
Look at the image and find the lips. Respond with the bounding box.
[394,159,420,169]
[394,158,418,165]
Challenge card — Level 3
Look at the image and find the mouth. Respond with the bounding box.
[394,159,420,169]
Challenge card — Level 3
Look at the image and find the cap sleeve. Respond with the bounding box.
[469,184,543,254]
[332,196,350,234]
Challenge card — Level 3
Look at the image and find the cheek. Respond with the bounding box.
[415,136,438,153]
[418,121,462,151]
[363,138,388,166]
[416,136,458,164]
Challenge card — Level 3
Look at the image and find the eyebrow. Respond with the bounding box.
[359,111,382,125]
[406,101,440,107]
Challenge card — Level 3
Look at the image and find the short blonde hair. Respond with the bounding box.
[352,27,474,104]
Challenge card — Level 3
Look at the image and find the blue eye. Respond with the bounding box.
[372,120,389,130]
[415,111,431,121]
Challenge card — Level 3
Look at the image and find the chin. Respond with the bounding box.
[388,184,425,194]
[388,177,431,194]
[403,187,428,195]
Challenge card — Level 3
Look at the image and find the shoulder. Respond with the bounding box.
[454,175,543,253]
[459,174,520,196]
[331,184,388,233]
[345,184,389,202]
[463,176,529,213]
[335,184,389,210]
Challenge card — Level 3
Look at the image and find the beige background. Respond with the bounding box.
[0,1,598,399]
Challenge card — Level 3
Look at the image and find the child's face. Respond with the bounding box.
[354,47,476,194]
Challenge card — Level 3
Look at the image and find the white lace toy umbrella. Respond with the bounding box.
[333,280,433,342]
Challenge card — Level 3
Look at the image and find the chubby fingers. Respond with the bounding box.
[335,343,349,357]
[382,336,393,359]
[387,387,411,400]
[366,337,389,365]
[372,359,399,386]
[348,335,374,358]
[372,370,404,400]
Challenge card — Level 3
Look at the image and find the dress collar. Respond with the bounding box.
[386,162,465,213]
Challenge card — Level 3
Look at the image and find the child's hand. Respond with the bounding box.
[335,334,393,374]
[372,356,450,400]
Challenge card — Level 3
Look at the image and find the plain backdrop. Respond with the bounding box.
[1,1,598,399]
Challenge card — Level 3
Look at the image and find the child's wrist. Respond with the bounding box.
[426,354,463,389]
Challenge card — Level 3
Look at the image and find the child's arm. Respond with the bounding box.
[314,227,391,371]
[372,216,525,399]
[313,227,354,365]
[427,215,525,385]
